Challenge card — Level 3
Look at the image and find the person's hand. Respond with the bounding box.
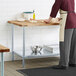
[44,17,52,23]
[57,18,62,21]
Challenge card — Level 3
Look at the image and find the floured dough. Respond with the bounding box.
[29,20,37,23]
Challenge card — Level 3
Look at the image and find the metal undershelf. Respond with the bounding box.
[13,47,60,59]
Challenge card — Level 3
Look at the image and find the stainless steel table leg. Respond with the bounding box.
[22,27,25,68]
[1,53,4,76]
[12,24,14,61]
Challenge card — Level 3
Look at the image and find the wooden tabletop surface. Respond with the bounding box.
[0,45,10,52]
[8,20,60,27]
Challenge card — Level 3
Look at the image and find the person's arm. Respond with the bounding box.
[44,0,62,23]
[50,0,62,18]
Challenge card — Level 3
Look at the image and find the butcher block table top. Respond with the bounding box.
[8,20,60,27]
[0,45,10,52]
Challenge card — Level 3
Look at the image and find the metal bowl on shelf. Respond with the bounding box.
[31,45,42,55]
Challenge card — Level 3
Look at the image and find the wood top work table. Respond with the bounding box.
[8,20,59,26]
[0,45,10,76]
[8,20,60,68]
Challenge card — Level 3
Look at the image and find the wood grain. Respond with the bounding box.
[0,45,10,52]
[8,20,59,27]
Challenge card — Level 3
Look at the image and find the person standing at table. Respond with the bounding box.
[44,0,76,69]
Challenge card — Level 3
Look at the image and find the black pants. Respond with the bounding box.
[59,28,76,66]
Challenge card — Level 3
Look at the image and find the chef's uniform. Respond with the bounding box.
[50,0,76,66]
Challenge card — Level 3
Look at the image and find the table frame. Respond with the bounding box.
[11,23,59,68]
[11,24,26,67]
[1,53,4,76]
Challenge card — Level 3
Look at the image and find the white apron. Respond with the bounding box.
[59,9,67,42]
